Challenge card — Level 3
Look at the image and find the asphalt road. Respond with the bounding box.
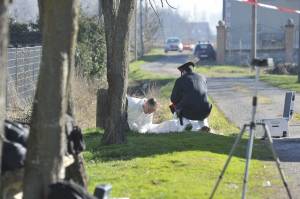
[141,51,300,198]
[141,51,192,76]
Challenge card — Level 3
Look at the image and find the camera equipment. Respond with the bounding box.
[256,91,296,138]
[94,184,112,199]
[209,59,293,199]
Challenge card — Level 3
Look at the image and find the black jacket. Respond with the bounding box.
[171,71,212,121]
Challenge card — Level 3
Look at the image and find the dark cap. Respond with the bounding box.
[177,62,195,72]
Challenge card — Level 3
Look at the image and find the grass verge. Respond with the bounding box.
[194,65,300,93]
[84,129,278,199]
[194,65,254,78]
[260,74,300,92]
[84,54,281,199]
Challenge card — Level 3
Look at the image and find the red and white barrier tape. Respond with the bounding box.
[235,0,300,15]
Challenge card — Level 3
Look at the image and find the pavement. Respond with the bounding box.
[140,52,300,198]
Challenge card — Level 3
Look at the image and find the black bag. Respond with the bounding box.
[47,181,97,199]
[2,140,26,173]
[67,126,85,155]
[4,119,29,147]
[65,115,85,155]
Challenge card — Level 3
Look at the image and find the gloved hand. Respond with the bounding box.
[175,109,183,126]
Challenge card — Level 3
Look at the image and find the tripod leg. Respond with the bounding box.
[209,125,247,199]
[242,123,256,199]
[262,124,293,199]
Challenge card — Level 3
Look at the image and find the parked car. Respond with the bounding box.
[164,37,183,53]
[193,42,216,60]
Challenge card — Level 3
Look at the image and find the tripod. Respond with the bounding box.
[209,67,293,199]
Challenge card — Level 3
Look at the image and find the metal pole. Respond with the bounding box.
[241,67,259,199]
[251,1,257,62]
[298,14,300,82]
[223,0,226,21]
[262,124,293,199]
[209,125,248,199]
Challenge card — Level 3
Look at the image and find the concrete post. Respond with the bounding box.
[217,20,226,65]
[285,19,295,63]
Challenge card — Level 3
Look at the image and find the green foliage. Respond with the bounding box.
[75,15,106,78]
[9,19,41,46]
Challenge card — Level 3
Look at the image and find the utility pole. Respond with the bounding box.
[223,0,226,21]
[251,0,257,63]
[134,0,138,60]
[139,0,144,57]
[298,14,300,82]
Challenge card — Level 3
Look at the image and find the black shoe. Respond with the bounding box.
[200,126,211,133]
[184,123,193,131]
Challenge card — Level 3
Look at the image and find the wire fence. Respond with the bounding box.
[6,46,42,109]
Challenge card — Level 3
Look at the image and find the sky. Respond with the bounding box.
[157,0,223,31]
[8,0,99,22]
[8,0,223,31]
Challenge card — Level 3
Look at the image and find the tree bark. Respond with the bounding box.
[65,73,88,189]
[65,154,88,188]
[23,1,80,199]
[101,0,136,145]
[96,89,108,129]
[0,0,10,193]
[298,65,300,83]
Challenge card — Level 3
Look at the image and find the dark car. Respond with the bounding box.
[193,42,216,61]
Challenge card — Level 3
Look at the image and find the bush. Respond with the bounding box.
[9,20,42,46]
[266,62,298,75]
[75,15,106,79]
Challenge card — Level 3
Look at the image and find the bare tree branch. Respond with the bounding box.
[147,0,176,27]
[148,0,160,22]
[165,0,176,9]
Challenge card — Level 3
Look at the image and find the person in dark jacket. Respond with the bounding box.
[170,61,212,132]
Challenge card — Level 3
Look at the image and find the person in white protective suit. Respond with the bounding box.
[127,95,209,134]
[127,96,158,133]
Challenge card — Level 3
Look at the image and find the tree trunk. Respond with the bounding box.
[65,73,88,189]
[298,65,300,83]
[23,1,80,199]
[0,0,10,192]
[65,154,88,188]
[96,89,108,129]
[101,0,136,145]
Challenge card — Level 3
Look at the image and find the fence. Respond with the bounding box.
[6,46,42,108]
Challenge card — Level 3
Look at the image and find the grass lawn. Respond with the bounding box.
[84,130,279,199]
[260,74,300,92]
[194,64,300,93]
[194,65,254,78]
[129,49,174,82]
[84,53,282,199]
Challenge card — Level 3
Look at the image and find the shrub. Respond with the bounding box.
[266,62,298,75]
[75,15,106,79]
[9,20,42,46]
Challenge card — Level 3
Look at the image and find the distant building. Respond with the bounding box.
[224,0,300,50]
[185,22,214,43]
